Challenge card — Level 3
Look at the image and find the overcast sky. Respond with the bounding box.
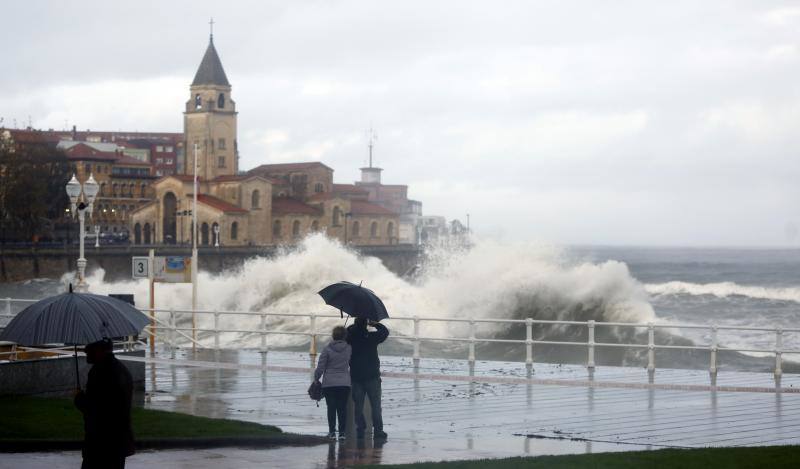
[3,1,800,246]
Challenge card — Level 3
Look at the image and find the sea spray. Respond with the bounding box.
[73,234,658,352]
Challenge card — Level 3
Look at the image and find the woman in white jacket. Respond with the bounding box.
[314,326,352,439]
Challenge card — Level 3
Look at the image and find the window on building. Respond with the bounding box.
[156,170,163,176]
[100,183,106,196]
[218,156,225,168]
[273,220,282,239]
[85,163,91,174]
[166,158,173,164]
[194,94,202,109]
[218,138,226,149]
[388,222,395,239]
[165,146,173,152]
[370,221,378,238]
[231,221,238,240]
[156,158,163,164]
[314,183,324,193]
[140,183,146,198]
[218,93,225,109]
[292,220,301,238]
[112,183,118,196]
[333,206,341,226]
[156,145,164,152]
[352,221,360,237]
[251,190,260,208]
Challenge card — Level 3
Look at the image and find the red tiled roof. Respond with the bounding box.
[64,143,118,161]
[272,197,323,215]
[249,161,334,173]
[6,129,61,144]
[198,194,247,213]
[350,200,397,216]
[115,154,151,166]
[333,184,369,195]
[212,174,281,184]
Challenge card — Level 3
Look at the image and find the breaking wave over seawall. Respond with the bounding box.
[645,281,800,303]
[81,234,657,349]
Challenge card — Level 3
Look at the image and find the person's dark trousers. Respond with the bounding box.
[324,386,350,434]
[82,456,125,469]
[352,378,383,436]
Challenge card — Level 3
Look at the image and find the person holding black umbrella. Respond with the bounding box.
[347,317,389,440]
[318,281,391,439]
[74,338,135,469]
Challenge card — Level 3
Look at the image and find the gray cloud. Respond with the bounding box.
[3,0,800,245]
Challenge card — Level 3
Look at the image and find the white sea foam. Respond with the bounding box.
[77,234,656,347]
[645,281,800,303]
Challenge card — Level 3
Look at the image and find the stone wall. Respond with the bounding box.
[0,350,145,397]
[0,244,422,282]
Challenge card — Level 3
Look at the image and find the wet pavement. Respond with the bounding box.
[5,350,799,468]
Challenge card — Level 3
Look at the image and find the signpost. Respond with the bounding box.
[133,252,193,354]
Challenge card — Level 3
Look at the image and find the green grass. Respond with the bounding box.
[364,446,800,469]
[0,396,282,441]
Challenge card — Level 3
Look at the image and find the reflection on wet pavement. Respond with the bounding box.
[5,349,798,468]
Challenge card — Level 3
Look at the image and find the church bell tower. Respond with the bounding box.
[184,26,238,180]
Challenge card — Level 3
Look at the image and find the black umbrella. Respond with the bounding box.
[318,281,389,322]
[0,288,150,389]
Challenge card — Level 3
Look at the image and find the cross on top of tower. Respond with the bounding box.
[209,17,215,42]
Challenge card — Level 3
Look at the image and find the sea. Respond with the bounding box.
[2,235,798,371]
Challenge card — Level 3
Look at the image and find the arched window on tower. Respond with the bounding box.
[251,190,260,209]
[194,93,202,109]
[218,93,225,109]
[370,221,378,238]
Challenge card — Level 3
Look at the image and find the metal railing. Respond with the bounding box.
[2,297,799,378]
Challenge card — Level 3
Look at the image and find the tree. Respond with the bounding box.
[0,131,71,243]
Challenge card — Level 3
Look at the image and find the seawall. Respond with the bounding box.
[0,244,423,282]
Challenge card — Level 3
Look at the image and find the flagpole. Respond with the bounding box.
[192,143,199,351]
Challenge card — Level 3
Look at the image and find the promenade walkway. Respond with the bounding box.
[5,349,799,468]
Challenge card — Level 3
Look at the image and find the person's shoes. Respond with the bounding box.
[374,431,388,439]
[337,433,346,440]
[327,431,336,439]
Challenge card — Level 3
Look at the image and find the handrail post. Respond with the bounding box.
[525,318,533,372]
[5,297,10,318]
[260,313,267,353]
[709,325,718,378]
[775,328,783,379]
[587,320,596,370]
[214,310,220,351]
[413,316,420,364]
[647,322,655,374]
[309,312,317,358]
[468,319,476,364]
[169,309,176,350]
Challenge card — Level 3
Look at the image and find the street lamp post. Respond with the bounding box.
[93,225,100,248]
[66,174,99,292]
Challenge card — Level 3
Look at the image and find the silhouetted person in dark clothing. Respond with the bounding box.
[346,317,389,439]
[74,339,134,469]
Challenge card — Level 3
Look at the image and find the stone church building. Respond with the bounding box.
[130,34,400,247]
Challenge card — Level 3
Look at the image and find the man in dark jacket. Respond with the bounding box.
[74,339,135,469]
[346,317,389,439]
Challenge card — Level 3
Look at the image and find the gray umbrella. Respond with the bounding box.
[0,288,150,388]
